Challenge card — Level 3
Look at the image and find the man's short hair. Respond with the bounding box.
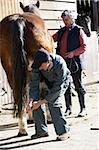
[32,48,51,69]
[61,10,77,19]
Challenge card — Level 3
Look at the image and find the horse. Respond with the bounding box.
[76,13,91,37]
[76,0,91,37]
[0,1,55,136]
[20,0,40,16]
[20,0,54,124]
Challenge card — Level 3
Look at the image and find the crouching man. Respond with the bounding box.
[29,48,71,141]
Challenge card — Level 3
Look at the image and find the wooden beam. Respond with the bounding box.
[91,0,98,31]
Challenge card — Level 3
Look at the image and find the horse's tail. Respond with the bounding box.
[10,17,28,116]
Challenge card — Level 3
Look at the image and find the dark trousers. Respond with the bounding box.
[65,69,86,111]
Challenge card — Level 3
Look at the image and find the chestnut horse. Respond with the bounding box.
[20,0,40,16]
[0,1,55,136]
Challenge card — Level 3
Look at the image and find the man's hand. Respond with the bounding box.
[29,100,33,108]
[32,101,41,109]
[26,99,33,112]
[64,51,74,58]
[32,99,47,110]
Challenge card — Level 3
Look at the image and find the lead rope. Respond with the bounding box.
[69,58,79,73]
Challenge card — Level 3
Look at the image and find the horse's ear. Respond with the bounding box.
[20,2,25,11]
[36,1,40,8]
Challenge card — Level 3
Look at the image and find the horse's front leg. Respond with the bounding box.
[18,100,28,136]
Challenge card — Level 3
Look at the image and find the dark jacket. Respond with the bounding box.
[56,24,86,71]
[29,54,71,103]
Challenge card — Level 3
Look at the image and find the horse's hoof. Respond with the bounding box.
[17,132,28,137]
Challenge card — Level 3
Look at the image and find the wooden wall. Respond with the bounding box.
[38,0,77,32]
[0,0,77,33]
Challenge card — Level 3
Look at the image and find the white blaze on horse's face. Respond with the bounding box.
[76,14,91,37]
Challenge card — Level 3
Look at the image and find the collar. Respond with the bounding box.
[66,23,77,30]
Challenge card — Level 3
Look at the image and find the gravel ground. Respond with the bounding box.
[0,84,99,150]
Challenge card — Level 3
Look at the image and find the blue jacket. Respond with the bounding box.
[29,54,71,103]
[67,24,81,52]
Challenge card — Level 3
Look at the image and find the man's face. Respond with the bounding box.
[62,16,73,27]
[39,61,50,71]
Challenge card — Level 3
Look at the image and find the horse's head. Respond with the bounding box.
[20,1,40,16]
[76,13,91,37]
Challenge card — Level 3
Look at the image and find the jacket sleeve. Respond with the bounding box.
[73,29,87,56]
[52,32,58,42]
[45,61,71,103]
[29,69,40,100]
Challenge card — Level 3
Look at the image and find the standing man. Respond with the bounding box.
[53,10,87,117]
[29,49,71,141]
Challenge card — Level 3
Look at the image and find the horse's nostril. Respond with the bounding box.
[87,32,91,37]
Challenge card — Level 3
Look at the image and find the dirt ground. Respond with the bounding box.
[0,83,99,150]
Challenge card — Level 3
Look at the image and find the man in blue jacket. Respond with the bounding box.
[29,49,71,141]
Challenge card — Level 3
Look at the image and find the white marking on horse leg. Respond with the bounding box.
[18,113,28,135]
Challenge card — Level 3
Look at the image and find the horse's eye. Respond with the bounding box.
[24,6,29,12]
